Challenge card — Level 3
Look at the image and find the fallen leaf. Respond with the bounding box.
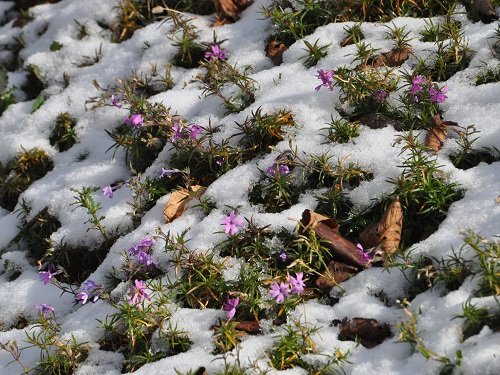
[315,261,358,290]
[217,0,253,21]
[163,185,205,223]
[359,196,403,255]
[426,125,447,152]
[300,209,369,268]
[334,317,392,348]
[236,320,260,334]
[369,48,410,68]
[475,0,498,23]
[265,39,288,66]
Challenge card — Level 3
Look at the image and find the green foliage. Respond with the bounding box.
[268,321,319,370]
[455,300,500,340]
[300,39,330,68]
[197,59,258,114]
[0,148,53,211]
[0,87,16,116]
[169,15,204,69]
[25,311,89,374]
[475,63,500,85]
[389,132,463,246]
[323,117,360,144]
[340,22,364,47]
[70,186,108,239]
[451,125,500,170]
[49,112,77,152]
[50,40,63,51]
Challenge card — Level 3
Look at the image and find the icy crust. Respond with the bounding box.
[0,0,499,374]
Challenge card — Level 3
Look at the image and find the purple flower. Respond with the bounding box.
[124,114,144,128]
[158,167,175,179]
[204,44,228,62]
[429,85,448,103]
[279,251,287,262]
[410,75,425,94]
[102,185,113,199]
[188,124,203,139]
[221,211,245,236]
[289,272,305,295]
[76,292,89,305]
[34,304,55,316]
[215,157,225,167]
[136,251,154,267]
[356,243,373,263]
[270,282,289,303]
[39,264,57,285]
[266,164,290,176]
[128,280,151,305]
[171,122,186,143]
[373,89,388,103]
[222,296,239,320]
[111,94,122,108]
[129,238,154,256]
[315,69,334,91]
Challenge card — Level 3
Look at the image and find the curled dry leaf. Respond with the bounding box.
[236,320,260,334]
[265,39,288,66]
[315,261,358,290]
[360,196,403,255]
[217,0,253,21]
[426,125,447,152]
[369,48,410,68]
[334,317,392,348]
[300,209,368,268]
[163,185,205,223]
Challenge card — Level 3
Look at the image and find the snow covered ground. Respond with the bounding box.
[0,0,499,374]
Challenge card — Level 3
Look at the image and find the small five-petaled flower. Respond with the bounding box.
[204,44,228,62]
[124,114,144,128]
[221,211,245,235]
[128,279,151,305]
[315,69,334,91]
[34,303,55,316]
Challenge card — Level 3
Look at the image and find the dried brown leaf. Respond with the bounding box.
[315,261,358,290]
[376,197,403,255]
[217,0,253,21]
[335,317,392,348]
[265,39,288,66]
[163,185,205,223]
[426,125,447,152]
[370,48,410,68]
[236,320,260,334]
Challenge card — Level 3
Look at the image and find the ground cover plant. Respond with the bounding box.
[0,0,499,374]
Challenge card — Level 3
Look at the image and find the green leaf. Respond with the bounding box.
[50,41,63,51]
[31,94,45,113]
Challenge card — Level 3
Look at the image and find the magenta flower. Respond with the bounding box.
[188,124,203,139]
[171,122,186,143]
[128,280,151,305]
[270,282,289,303]
[373,89,388,103]
[204,44,228,62]
[289,272,305,295]
[102,185,113,199]
[124,114,144,128]
[34,303,55,316]
[429,85,448,103]
[315,69,334,91]
[221,211,245,235]
[410,75,425,94]
[76,292,89,305]
[223,296,239,320]
[39,264,58,285]
[111,94,122,108]
[356,243,373,263]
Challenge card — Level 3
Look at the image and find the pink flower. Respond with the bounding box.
[124,114,144,128]
[289,272,305,295]
[269,282,289,303]
[188,124,203,139]
[266,164,290,176]
[356,243,373,263]
[128,280,151,305]
[171,122,186,143]
[373,89,388,103]
[223,296,239,320]
[204,44,228,62]
[410,75,425,94]
[429,85,448,103]
[315,69,334,91]
[39,264,58,285]
[34,304,55,316]
[221,211,245,235]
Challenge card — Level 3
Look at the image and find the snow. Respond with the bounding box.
[0,0,499,374]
